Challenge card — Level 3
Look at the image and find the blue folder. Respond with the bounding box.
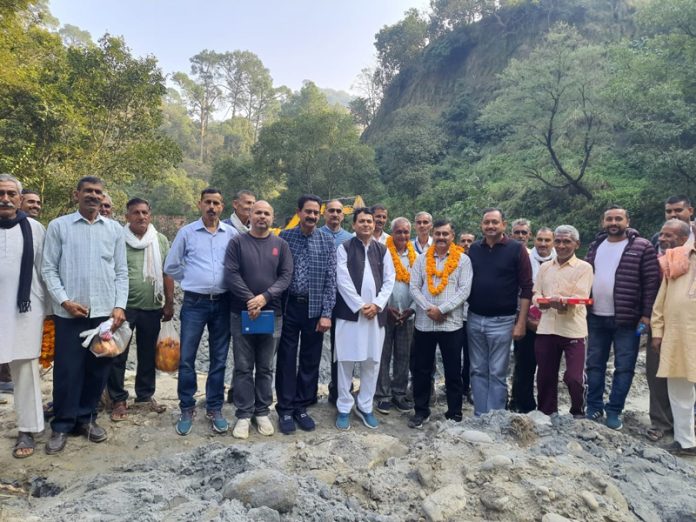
[241,310,275,335]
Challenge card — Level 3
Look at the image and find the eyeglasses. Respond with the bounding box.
[513,230,529,235]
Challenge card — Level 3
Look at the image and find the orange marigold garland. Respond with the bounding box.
[40,317,55,369]
[386,236,417,283]
[425,243,463,296]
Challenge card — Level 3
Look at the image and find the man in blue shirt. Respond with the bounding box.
[276,194,337,434]
[42,176,128,455]
[320,199,352,248]
[164,188,237,436]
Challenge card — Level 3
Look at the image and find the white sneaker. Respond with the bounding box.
[254,415,274,436]
[232,418,250,439]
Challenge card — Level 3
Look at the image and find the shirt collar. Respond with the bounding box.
[72,211,105,224]
[553,254,578,267]
[194,218,229,233]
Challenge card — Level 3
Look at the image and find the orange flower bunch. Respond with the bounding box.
[39,318,55,369]
[425,243,463,296]
[386,236,417,283]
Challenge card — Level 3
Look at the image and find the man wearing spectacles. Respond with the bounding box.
[321,200,352,248]
[511,219,532,253]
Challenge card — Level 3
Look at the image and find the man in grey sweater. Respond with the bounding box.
[223,201,293,439]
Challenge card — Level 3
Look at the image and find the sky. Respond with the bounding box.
[48,0,430,94]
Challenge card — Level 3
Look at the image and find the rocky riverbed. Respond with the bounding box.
[1,300,695,520]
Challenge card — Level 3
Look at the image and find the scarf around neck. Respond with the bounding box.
[0,210,33,313]
[530,247,556,282]
[230,212,250,234]
[124,223,164,305]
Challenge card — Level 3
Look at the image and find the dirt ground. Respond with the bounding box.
[0,344,695,521]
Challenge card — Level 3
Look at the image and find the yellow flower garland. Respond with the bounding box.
[425,243,463,296]
[386,236,416,283]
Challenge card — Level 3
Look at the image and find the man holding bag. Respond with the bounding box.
[106,198,174,421]
[42,176,128,455]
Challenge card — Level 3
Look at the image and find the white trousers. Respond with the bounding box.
[9,358,44,433]
[337,360,380,414]
[667,377,696,449]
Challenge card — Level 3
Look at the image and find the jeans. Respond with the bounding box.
[375,319,414,402]
[107,308,162,403]
[230,312,281,419]
[510,329,537,413]
[412,328,464,420]
[585,313,639,416]
[178,292,231,412]
[275,298,324,416]
[52,316,114,433]
[467,313,516,415]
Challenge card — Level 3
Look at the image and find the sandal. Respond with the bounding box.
[646,427,664,442]
[110,401,128,422]
[13,432,35,459]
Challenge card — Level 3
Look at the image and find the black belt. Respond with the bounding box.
[185,291,227,301]
[289,294,309,304]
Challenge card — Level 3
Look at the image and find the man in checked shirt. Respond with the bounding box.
[275,194,337,434]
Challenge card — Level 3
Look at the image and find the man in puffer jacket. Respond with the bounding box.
[585,206,660,430]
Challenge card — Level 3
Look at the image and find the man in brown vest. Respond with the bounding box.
[334,208,395,431]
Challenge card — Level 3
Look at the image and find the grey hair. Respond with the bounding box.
[512,218,531,229]
[0,173,22,192]
[391,217,411,230]
[554,225,580,242]
[663,219,691,238]
[414,211,432,222]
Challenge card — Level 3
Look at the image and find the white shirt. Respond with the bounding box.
[591,239,628,316]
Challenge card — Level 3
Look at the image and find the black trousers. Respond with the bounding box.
[461,322,470,393]
[413,328,464,419]
[107,308,162,403]
[510,329,537,413]
[275,299,324,416]
[52,316,114,433]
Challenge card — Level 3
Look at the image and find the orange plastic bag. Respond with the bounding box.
[155,321,180,372]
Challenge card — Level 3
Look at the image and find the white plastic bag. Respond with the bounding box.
[79,319,132,358]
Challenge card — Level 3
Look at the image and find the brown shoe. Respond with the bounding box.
[135,397,166,414]
[76,421,107,442]
[110,401,128,422]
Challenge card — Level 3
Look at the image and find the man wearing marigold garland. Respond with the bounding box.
[0,174,47,458]
[408,219,473,428]
[467,208,533,416]
[334,208,395,430]
[375,217,417,414]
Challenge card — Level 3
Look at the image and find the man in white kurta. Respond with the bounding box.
[0,174,46,458]
[334,209,395,430]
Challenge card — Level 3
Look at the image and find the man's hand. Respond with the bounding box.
[61,300,88,318]
[651,336,662,353]
[362,304,379,320]
[247,295,267,320]
[640,316,651,330]
[426,306,445,323]
[548,296,568,311]
[111,308,126,330]
[399,309,414,324]
[316,317,331,333]
[512,320,526,341]
[387,307,401,325]
[162,301,174,322]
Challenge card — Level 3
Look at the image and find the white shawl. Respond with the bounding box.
[124,224,164,305]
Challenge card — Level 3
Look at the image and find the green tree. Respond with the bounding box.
[254,82,382,220]
[479,24,611,200]
[374,8,429,87]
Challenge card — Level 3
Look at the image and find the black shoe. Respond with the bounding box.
[278,414,296,435]
[45,431,68,455]
[408,414,430,429]
[445,411,463,423]
[293,411,316,431]
[76,421,108,443]
[392,397,414,412]
[376,401,392,415]
[663,441,696,456]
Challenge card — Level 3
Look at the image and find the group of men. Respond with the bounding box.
[2,171,695,458]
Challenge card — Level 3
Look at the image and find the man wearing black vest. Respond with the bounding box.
[334,208,395,431]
